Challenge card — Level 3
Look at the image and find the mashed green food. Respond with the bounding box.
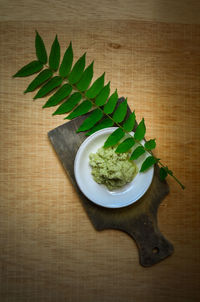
[89,146,138,190]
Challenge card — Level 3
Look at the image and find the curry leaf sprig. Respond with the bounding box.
[13,31,185,189]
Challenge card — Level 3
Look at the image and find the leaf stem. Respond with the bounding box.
[157,160,185,189]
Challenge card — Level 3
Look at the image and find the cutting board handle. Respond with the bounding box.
[126,214,174,267]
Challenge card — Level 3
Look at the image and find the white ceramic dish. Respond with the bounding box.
[74,127,154,208]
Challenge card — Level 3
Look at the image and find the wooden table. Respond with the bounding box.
[0,1,200,301]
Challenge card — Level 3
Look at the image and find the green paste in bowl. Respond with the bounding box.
[89,146,138,191]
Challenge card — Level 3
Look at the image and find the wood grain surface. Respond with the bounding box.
[1,0,200,24]
[0,19,200,302]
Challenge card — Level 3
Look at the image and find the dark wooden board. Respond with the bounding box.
[48,98,174,267]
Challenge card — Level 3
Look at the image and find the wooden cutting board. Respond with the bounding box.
[48,98,174,267]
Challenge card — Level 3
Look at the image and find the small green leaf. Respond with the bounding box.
[103,89,118,114]
[164,166,173,176]
[104,128,125,148]
[76,61,94,92]
[85,73,105,99]
[24,69,53,93]
[43,84,72,108]
[52,92,82,115]
[33,76,62,99]
[35,31,47,64]
[86,118,114,136]
[134,118,146,141]
[49,35,60,71]
[159,167,168,180]
[77,109,103,132]
[130,146,145,160]
[160,166,173,178]
[68,53,86,84]
[113,98,127,123]
[95,82,110,106]
[140,156,158,172]
[66,100,92,120]
[115,137,135,153]
[123,111,136,132]
[144,139,156,150]
[59,42,73,77]
[13,60,43,77]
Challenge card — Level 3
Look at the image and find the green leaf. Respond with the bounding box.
[123,111,135,132]
[49,35,60,71]
[134,118,146,141]
[144,139,156,150]
[66,100,92,120]
[43,84,72,108]
[113,98,127,123]
[85,118,114,136]
[166,167,173,176]
[103,89,118,114]
[24,69,53,93]
[59,42,73,77]
[140,156,158,172]
[76,61,94,92]
[13,60,43,77]
[77,109,103,132]
[35,31,47,64]
[85,73,105,99]
[130,146,145,160]
[68,53,86,84]
[115,137,135,153]
[95,82,110,106]
[33,76,62,99]
[159,167,168,180]
[160,166,173,180]
[52,92,82,115]
[104,128,125,148]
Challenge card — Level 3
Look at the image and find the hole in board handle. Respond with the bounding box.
[152,247,159,254]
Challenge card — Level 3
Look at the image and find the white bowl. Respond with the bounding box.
[74,127,154,208]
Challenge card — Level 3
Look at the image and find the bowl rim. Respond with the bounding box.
[74,127,154,208]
